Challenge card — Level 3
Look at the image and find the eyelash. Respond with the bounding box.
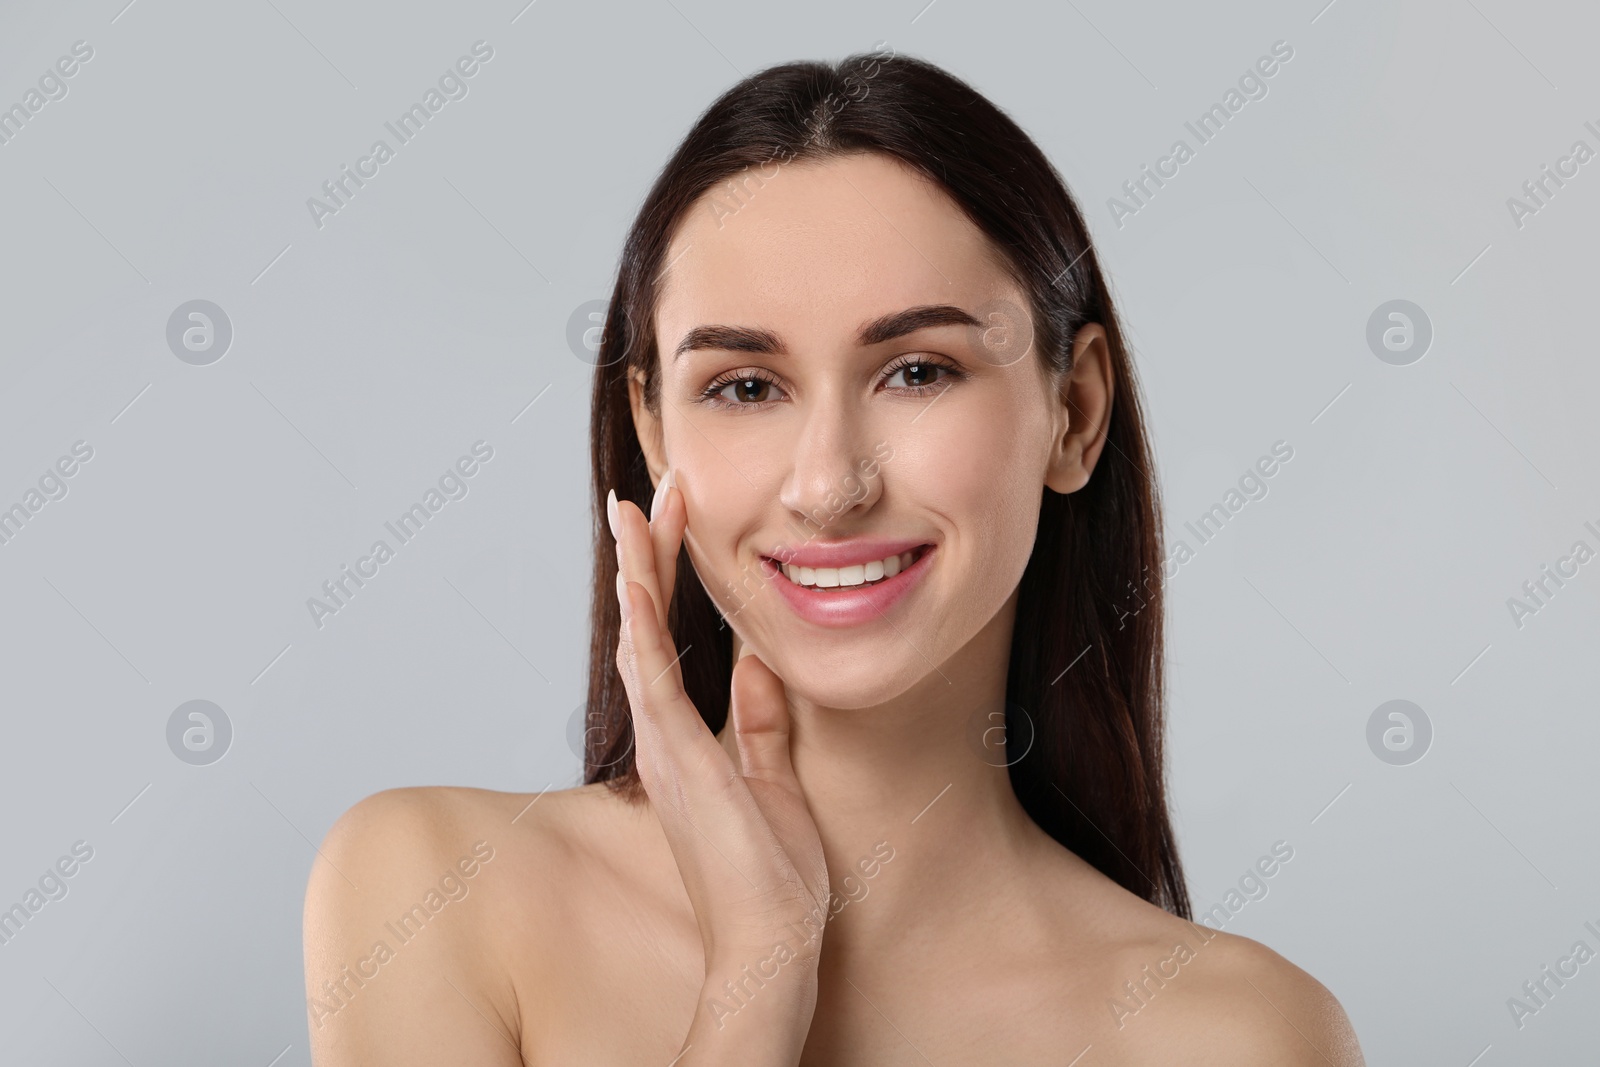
[697,355,966,412]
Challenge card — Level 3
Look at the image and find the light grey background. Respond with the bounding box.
[1,0,1596,1062]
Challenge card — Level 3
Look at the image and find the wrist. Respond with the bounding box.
[700,946,818,1025]
[705,915,825,970]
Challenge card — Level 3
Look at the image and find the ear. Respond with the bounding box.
[1044,323,1115,495]
[626,367,668,490]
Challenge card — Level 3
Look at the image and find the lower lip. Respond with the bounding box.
[760,546,936,628]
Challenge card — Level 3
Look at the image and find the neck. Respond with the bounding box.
[714,587,1049,957]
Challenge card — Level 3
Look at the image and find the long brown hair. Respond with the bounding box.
[584,49,1189,918]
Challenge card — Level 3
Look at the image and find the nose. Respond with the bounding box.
[778,401,883,533]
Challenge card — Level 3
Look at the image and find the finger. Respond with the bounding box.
[728,651,798,788]
[615,495,672,637]
[648,472,684,632]
[616,576,747,885]
[615,575,708,767]
[728,654,829,903]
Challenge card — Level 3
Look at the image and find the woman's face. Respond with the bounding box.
[633,150,1109,710]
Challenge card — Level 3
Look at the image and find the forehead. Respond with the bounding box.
[656,152,1016,353]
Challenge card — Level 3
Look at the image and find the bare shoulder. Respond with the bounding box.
[312,780,605,873]
[1105,912,1366,1066]
[1025,849,1362,1066]
[303,782,634,1066]
[1179,928,1364,1065]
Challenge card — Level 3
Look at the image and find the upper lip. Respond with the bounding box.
[763,538,932,570]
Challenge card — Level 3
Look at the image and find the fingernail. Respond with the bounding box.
[606,488,619,539]
[650,467,671,519]
[615,572,631,619]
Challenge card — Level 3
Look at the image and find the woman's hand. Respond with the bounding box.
[608,472,830,1050]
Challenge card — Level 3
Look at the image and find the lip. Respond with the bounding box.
[760,543,936,628]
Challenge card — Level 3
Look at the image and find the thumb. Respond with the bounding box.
[729,651,797,787]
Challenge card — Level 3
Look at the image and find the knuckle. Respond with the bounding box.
[648,672,687,705]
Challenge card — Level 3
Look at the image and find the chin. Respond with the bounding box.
[740,631,928,709]
[769,665,920,712]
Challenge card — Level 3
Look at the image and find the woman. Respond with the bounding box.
[304,49,1365,1065]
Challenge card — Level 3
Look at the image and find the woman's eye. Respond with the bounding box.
[727,379,770,403]
[886,362,948,390]
[713,377,778,404]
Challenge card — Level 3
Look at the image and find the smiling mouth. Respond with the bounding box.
[762,545,934,591]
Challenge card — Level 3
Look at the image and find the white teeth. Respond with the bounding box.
[781,548,921,589]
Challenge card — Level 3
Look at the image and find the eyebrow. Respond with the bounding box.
[672,303,983,361]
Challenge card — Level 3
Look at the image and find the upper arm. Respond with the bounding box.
[302,788,524,1067]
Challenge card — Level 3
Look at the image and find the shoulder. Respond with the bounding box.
[306,785,528,926]
[309,781,628,899]
[1106,917,1365,1066]
[302,783,630,1065]
[312,782,571,869]
[1186,929,1365,1065]
[1033,853,1362,1065]
[305,783,629,946]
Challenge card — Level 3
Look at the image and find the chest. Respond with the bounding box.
[512,888,1132,1066]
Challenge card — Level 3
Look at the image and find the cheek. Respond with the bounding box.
[912,385,1049,504]
[904,391,1049,584]
[673,448,771,612]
